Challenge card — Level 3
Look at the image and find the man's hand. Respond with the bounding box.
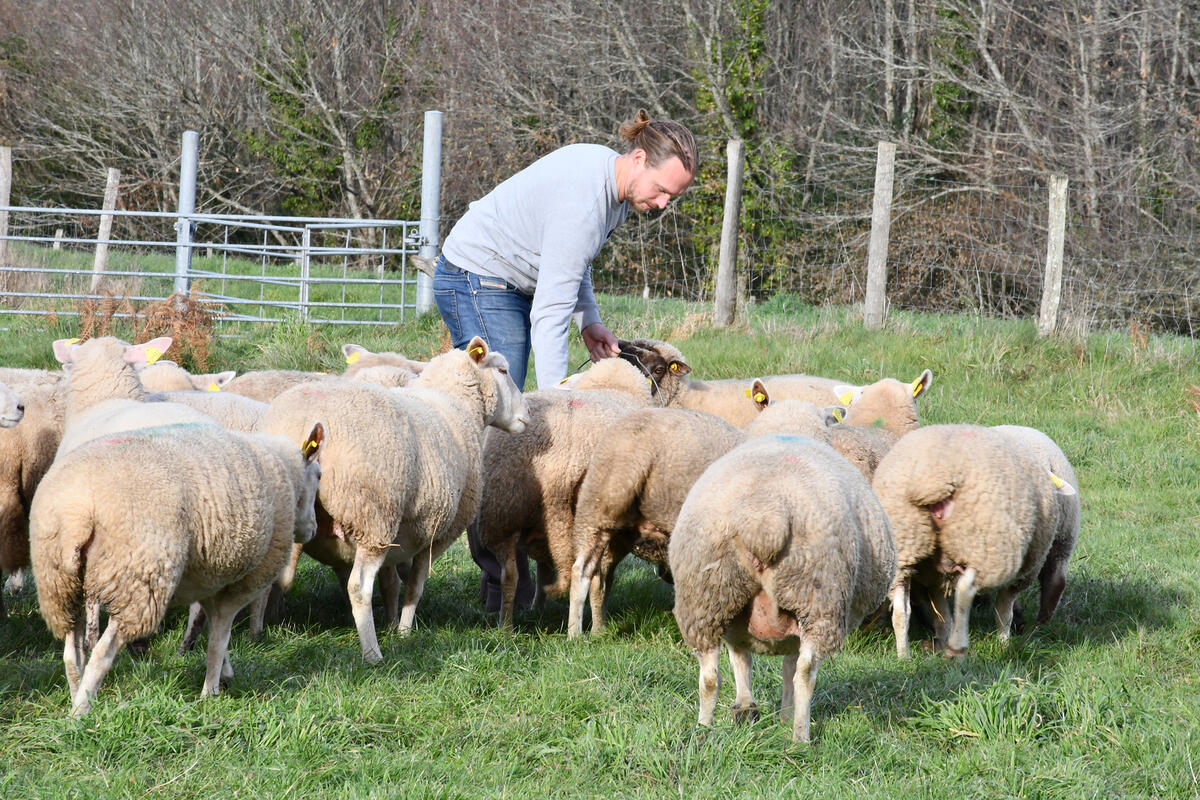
[581,323,620,363]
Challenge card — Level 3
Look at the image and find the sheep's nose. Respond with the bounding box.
[16,404,23,413]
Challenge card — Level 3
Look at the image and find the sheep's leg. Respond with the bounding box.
[930,592,952,651]
[1037,558,1067,623]
[4,566,25,594]
[496,540,518,629]
[780,652,797,721]
[63,616,87,698]
[84,598,101,653]
[727,645,759,723]
[588,549,624,636]
[380,565,402,629]
[71,621,126,718]
[347,546,387,664]
[790,642,820,744]
[890,581,911,659]
[277,542,304,592]
[199,598,239,698]
[397,553,431,635]
[993,586,1017,643]
[178,602,207,654]
[945,567,978,659]
[246,591,269,641]
[696,647,721,727]
[567,556,590,639]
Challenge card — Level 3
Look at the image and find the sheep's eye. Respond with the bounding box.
[654,366,666,377]
[498,368,508,375]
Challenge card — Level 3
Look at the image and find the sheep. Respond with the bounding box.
[52,336,222,458]
[29,420,325,716]
[0,379,22,428]
[0,367,64,387]
[341,343,427,378]
[145,390,267,433]
[567,408,746,637]
[667,434,896,742]
[256,337,529,663]
[476,380,658,628]
[872,424,1077,659]
[619,335,932,429]
[223,369,336,403]
[612,338,694,406]
[138,360,237,393]
[0,378,67,619]
[567,381,852,639]
[557,357,655,404]
[346,364,419,389]
[991,425,1081,624]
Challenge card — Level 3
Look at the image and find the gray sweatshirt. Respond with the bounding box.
[441,143,629,389]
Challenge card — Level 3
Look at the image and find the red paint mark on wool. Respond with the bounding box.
[568,399,588,408]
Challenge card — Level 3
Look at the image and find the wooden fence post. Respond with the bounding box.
[1038,174,1069,337]
[864,141,896,329]
[91,167,120,291]
[0,147,11,267]
[713,139,745,327]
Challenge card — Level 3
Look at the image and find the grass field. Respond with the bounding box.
[1,294,1199,799]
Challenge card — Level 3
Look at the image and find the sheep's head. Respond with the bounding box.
[0,380,22,428]
[616,338,691,405]
[834,369,932,434]
[466,336,530,434]
[293,421,325,545]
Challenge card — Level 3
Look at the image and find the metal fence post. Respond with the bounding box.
[174,130,199,297]
[714,139,745,327]
[300,226,312,321]
[417,110,443,314]
[0,147,11,267]
[864,141,896,329]
[1038,174,1069,337]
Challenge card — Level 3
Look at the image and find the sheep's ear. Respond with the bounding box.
[466,336,488,364]
[302,422,325,464]
[1048,470,1076,496]
[52,338,82,365]
[746,379,769,409]
[911,369,933,399]
[833,383,860,406]
[343,343,369,365]
[667,359,691,377]
[125,336,173,367]
[822,405,847,426]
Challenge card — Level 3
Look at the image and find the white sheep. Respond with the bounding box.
[0,379,22,428]
[138,360,236,393]
[256,337,529,662]
[52,336,222,458]
[992,425,1081,624]
[30,420,325,716]
[872,424,1076,659]
[223,369,335,403]
[341,343,427,377]
[557,357,655,404]
[0,377,67,619]
[668,434,897,742]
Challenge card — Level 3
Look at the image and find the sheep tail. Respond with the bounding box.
[31,502,95,641]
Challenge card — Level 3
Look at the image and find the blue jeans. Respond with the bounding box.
[433,254,533,391]
[433,252,536,612]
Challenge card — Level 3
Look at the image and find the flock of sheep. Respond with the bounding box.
[0,330,1080,742]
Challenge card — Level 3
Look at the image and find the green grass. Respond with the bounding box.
[2,295,1200,798]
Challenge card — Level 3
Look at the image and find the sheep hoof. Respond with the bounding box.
[731,702,761,724]
[944,645,967,661]
[363,648,383,665]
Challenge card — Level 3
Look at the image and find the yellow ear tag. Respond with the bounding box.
[303,440,319,456]
[646,377,652,385]
[911,377,923,398]
[670,363,679,373]
[469,346,484,356]
[832,408,845,423]
[346,351,361,365]
[838,391,854,405]
[744,388,751,398]
[1049,473,1065,489]
[144,347,164,365]
[753,392,766,404]
[207,382,221,392]
[66,338,81,345]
